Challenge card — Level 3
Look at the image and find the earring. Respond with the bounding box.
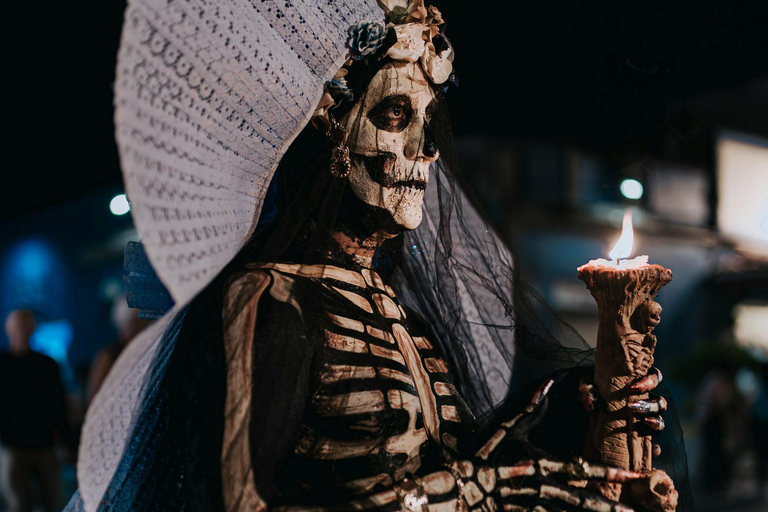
[327,115,351,179]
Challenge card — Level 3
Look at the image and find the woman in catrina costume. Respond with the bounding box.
[67,1,693,511]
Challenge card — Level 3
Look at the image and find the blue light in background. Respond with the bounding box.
[30,320,73,363]
[1,239,59,311]
[8,239,52,280]
[29,319,74,384]
[1,238,72,351]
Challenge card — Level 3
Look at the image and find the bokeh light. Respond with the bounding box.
[620,179,644,200]
[110,194,130,215]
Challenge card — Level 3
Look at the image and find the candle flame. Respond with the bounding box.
[609,210,634,261]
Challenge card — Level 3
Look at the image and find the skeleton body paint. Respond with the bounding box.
[342,62,438,231]
[214,53,673,512]
[222,263,472,510]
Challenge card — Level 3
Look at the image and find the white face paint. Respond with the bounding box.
[340,61,439,231]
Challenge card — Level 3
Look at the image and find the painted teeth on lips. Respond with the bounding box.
[392,179,427,191]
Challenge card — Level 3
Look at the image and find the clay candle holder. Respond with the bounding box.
[577,212,677,511]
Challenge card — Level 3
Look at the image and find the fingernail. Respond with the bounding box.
[617,469,644,480]
[659,397,668,410]
[532,379,554,405]
[644,417,665,430]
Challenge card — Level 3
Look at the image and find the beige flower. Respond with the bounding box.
[311,92,335,131]
[381,0,427,24]
[386,23,427,62]
[379,0,409,11]
[311,68,349,130]
[420,40,453,84]
[426,5,443,25]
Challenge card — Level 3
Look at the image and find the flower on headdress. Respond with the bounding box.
[424,5,443,38]
[347,19,388,60]
[425,5,443,26]
[381,0,427,24]
[311,68,352,131]
[327,76,354,105]
[386,23,427,63]
[312,0,455,128]
[420,39,453,84]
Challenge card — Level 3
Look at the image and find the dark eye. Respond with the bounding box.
[368,95,412,132]
[425,99,437,126]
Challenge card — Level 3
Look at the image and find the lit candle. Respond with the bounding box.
[575,211,677,510]
[578,211,649,271]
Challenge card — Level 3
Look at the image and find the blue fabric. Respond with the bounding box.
[123,241,175,319]
[63,490,84,512]
[257,170,280,228]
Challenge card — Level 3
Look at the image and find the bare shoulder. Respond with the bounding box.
[223,264,312,323]
[222,268,273,321]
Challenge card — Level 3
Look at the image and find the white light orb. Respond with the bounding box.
[620,179,644,200]
[110,194,131,216]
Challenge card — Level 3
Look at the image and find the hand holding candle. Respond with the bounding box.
[577,211,677,511]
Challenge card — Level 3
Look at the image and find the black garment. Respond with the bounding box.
[0,351,68,449]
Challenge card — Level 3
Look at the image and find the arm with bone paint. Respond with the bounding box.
[444,380,644,512]
[219,269,461,512]
[283,383,644,512]
[221,269,645,512]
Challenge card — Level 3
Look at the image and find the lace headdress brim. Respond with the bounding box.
[79,1,381,509]
[116,0,381,306]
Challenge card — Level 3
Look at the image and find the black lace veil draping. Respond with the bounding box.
[65,60,693,512]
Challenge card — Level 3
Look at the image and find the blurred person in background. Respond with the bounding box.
[694,362,734,492]
[751,363,768,496]
[0,310,70,512]
[85,298,149,406]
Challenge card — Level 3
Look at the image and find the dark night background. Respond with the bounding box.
[4,1,767,219]
[2,1,768,511]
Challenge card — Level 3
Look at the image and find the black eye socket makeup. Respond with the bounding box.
[368,94,413,132]
[424,99,438,126]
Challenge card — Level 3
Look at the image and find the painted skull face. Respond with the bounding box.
[341,61,439,231]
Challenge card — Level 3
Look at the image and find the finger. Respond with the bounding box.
[501,482,635,512]
[630,367,662,393]
[536,458,643,483]
[503,505,567,512]
[476,427,508,461]
[627,395,667,415]
[502,504,561,512]
[652,444,662,457]
[500,380,553,429]
[579,382,598,413]
[532,379,555,407]
[499,379,553,441]
[479,380,555,459]
[498,460,536,480]
[643,416,665,431]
